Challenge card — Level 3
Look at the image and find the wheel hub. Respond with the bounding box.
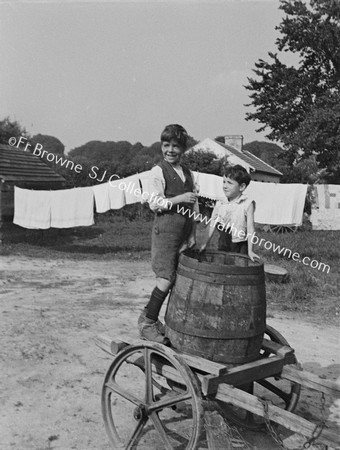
[133,404,147,421]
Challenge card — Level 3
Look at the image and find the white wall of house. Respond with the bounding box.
[251,172,280,183]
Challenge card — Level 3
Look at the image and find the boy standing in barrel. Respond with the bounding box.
[200,165,260,262]
[138,124,198,344]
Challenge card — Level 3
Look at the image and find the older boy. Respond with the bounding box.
[138,124,198,344]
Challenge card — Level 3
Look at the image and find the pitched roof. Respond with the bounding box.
[216,141,283,176]
[0,144,65,184]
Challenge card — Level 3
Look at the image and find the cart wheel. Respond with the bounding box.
[215,325,301,430]
[101,341,203,449]
[269,225,298,233]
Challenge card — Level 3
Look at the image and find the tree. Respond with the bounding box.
[0,117,30,145]
[243,141,286,171]
[31,134,65,155]
[280,156,327,183]
[186,135,199,149]
[182,150,224,175]
[245,0,340,181]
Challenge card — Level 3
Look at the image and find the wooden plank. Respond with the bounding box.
[95,336,187,385]
[127,354,190,386]
[94,335,128,355]
[94,335,229,376]
[175,349,229,376]
[214,383,340,448]
[281,365,340,397]
[201,356,285,396]
[261,338,295,363]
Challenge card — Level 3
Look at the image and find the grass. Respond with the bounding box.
[252,228,339,323]
[1,213,339,324]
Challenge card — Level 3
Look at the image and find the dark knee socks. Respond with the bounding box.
[145,287,168,321]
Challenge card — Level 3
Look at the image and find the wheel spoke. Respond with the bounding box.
[104,381,143,406]
[148,391,192,413]
[258,379,291,407]
[150,411,174,450]
[144,347,154,404]
[213,326,301,431]
[125,417,148,450]
[101,343,203,449]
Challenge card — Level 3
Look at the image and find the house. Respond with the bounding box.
[0,144,66,223]
[189,135,282,183]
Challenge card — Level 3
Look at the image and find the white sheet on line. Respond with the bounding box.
[245,181,307,226]
[193,171,225,200]
[13,187,51,229]
[120,174,142,205]
[108,178,126,209]
[138,170,153,203]
[92,182,110,213]
[50,186,94,228]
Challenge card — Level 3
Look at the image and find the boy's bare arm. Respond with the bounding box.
[246,202,260,262]
[200,206,218,251]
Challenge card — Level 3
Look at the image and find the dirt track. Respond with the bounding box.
[1,254,339,450]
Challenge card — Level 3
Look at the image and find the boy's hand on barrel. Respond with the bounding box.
[248,250,260,262]
[179,235,196,254]
[179,242,188,253]
[187,234,196,249]
[199,243,207,253]
[180,192,198,204]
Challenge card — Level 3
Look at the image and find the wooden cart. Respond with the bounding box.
[95,325,340,450]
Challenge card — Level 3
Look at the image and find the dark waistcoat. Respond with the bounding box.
[158,159,195,211]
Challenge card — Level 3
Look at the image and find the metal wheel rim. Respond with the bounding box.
[101,342,204,450]
[215,325,301,430]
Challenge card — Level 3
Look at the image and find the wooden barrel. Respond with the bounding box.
[164,250,266,364]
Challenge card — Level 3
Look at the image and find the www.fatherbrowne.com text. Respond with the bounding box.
[176,204,330,273]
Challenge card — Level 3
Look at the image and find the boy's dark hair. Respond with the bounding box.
[223,164,251,186]
[160,124,188,149]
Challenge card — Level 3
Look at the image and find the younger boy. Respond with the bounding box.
[200,165,259,262]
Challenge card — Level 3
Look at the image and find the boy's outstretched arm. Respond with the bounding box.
[199,205,219,252]
[179,191,199,253]
[199,222,216,252]
[246,202,260,262]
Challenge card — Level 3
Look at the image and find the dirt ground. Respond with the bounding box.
[1,253,339,450]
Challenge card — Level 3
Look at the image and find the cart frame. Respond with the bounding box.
[96,327,340,449]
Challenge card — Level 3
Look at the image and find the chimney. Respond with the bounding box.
[223,135,243,152]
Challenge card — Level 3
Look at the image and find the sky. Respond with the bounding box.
[0,0,296,152]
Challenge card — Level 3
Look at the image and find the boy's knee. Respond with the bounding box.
[156,277,172,293]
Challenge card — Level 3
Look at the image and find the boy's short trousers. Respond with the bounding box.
[151,212,193,284]
[217,228,248,255]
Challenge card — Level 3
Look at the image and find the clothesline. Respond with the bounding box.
[14,170,310,229]
[13,174,143,229]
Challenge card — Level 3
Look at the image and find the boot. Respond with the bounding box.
[138,312,170,346]
[138,307,165,335]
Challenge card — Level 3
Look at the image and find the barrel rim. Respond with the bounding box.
[180,250,264,275]
[176,266,266,285]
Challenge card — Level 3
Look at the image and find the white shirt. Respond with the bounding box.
[211,194,255,242]
[148,164,199,214]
